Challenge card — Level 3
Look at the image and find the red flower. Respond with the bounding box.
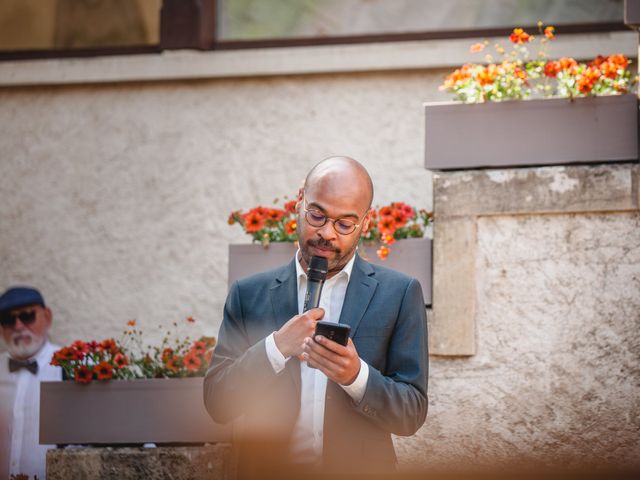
[113,353,128,368]
[577,67,601,94]
[190,341,206,355]
[183,352,202,371]
[94,362,114,381]
[378,206,393,217]
[599,61,618,79]
[162,348,174,362]
[283,200,297,213]
[284,219,297,236]
[127,319,136,327]
[186,316,195,323]
[509,28,531,44]
[377,217,397,235]
[99,339,118,355]
[608,54,629,69]
[165,357,181,372]
[266,209,286,222]
[544,61,561,78]
[243,210,266,233]
[72,340,90,354]
[391,209,408,228]
[74,365,93,384]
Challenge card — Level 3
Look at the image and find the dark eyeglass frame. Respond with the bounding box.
[302,198,367,235]
[0,310,37,328]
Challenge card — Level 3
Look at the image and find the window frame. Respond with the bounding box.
[0,0,629,62]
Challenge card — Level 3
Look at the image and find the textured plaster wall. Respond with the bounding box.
[0,71,443,346]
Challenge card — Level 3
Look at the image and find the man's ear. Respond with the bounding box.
[296,187,304,209]
[361,209,373,236]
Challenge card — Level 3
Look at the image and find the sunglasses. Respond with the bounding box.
[0,310,37,328]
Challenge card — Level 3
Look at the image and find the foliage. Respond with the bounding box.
[229,197,432,260]
[50,318,215,384]
[440,23,635,103]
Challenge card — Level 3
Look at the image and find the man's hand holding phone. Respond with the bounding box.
[303,322,361,386]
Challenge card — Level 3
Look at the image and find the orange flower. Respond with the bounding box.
[165,357,181,372]
[544,26,555,40]
[509,28,531,44]
[608,54,629,69]
[183,351,202,371]
[476,65,498,86]
[243,210,266,233]
[591,55,607,68]
[378,206,393,217]
[377,217,397,236]
[190,341,206,355]
[382,234,395,245]
[559,57,578,73]
[514,67,527,81]
[99,339,118,355]
[544,61,561,78]
[227,213,236,225]
[599,61,618,79]
[127,319,136,327]
[283,200,297,213]
[94,361,114,381]
[397,203,415,219]
[391,209,408,228]
[266,209,286,222]
[186,316,195,323]
[72,340,90,354]
[162,348,174,362]
[469,43,485,53]
[577,67,601,94]
[113,353,128,368]
[284,219,297,235]
[442,65,471,89]
[376,245,390,260]
[74,365,93,384]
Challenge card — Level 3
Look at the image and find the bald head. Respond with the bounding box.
[304,156,374,209]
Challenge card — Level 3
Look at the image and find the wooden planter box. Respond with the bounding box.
[40,378,231,445]
[228,237,432,305]
[424,94,639,170]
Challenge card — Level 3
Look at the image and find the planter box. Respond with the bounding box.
[228,237,432,305]
[424,94,639,170]
[40,378,231,445]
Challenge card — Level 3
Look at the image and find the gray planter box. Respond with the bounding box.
[40,378,231,445]
[425,94,639,170]
[228,237,432,305]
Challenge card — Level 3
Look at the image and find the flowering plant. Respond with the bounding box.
[229,197,432,260]
[440,23,635,103]
[51,317,216,384]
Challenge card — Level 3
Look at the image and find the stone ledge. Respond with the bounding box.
[47,444,233,480]
[434,163,640,218]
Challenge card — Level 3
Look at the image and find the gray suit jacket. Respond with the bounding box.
[204,254,428,474]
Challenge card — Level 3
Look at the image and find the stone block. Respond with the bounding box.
[47,444,233,480]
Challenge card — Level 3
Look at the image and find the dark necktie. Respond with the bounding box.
[8,358,38,375]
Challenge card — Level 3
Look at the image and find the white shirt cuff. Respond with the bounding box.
[265,332,289,374]
[340,358,369,404]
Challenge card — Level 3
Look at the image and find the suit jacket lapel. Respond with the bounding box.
[269,259,301,391]
[338,254,378,337]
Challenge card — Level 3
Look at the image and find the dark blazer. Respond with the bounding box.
[204,254,428,474]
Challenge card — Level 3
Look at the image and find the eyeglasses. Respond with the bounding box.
[0,310,37,328]
[303,198,365,235]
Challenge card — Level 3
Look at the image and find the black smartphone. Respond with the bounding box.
[314,321,350,346]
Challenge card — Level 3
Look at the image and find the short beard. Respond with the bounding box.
[6,330,45,360]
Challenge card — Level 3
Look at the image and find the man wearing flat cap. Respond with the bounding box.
[0,286,62,479]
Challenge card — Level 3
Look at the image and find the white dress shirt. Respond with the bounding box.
[264,252,370,464]
[0,341,62,479]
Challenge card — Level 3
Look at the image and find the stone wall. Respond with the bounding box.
[395,164,640,471]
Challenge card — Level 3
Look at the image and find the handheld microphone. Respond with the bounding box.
[303,256,328,312]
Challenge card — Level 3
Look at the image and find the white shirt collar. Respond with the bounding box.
[294,249,356,283]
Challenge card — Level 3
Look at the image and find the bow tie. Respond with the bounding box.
[9,358,38,375]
